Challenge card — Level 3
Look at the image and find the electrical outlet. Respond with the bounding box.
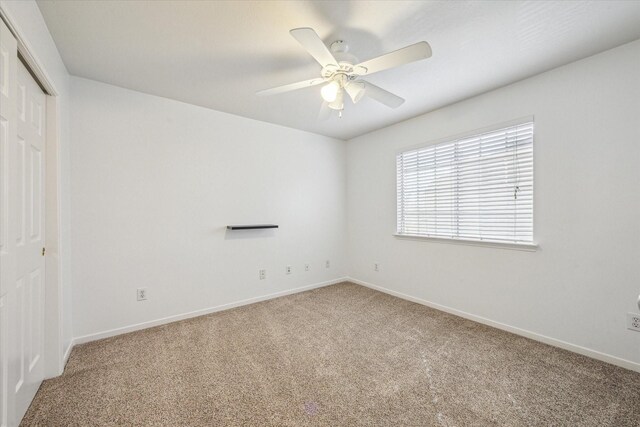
[137,288,147,301]
[305,264,310,272]
[259,269,266,280]
[374,263,379,272]
[628,313,640,332]
[286,266,292,275]
[325,260,330,269]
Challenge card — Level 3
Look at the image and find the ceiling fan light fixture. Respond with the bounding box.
[345,81,366,103]
[328,89,344,110]
[321,81,340,102]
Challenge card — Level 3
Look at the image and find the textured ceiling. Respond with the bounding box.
[37,0,640,140]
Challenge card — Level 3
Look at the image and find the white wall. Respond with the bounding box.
[0,0,73,375]
[70,77,347,339]
[347,39,640,369]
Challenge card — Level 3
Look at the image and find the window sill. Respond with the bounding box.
[393,233,539,252]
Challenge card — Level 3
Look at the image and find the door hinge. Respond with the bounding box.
[42,247,46,256]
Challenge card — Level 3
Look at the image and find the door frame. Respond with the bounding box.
[0,6,65,379]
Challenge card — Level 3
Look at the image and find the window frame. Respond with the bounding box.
[394,117,538,251]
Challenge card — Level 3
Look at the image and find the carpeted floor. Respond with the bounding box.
[22,282,640,426]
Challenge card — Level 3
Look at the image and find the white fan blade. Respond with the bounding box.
[353,42,431,76]
[362,81,405,108]
[318,101,332,121]
[290,28,338,68]
[256,78,325,96]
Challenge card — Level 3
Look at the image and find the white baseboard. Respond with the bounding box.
[348,277,640,374]
[62,340,73,368]
[72,277,348,346]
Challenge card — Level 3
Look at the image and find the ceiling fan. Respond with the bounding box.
[256,28,432,117]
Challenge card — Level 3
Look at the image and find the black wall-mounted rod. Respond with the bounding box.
[226,224,279,230]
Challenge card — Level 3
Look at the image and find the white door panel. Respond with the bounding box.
[0,17,18,427]
[14,60,46,424]
[0,18,46,426]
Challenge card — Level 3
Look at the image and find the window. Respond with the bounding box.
[396,121,534,244]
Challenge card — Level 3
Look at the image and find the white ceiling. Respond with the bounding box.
[37,0,640,140]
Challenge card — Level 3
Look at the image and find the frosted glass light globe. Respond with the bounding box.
[321,81,340,102]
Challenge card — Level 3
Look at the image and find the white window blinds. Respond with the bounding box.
[397,121,534,244]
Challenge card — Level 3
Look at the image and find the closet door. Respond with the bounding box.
[0,18,46,426]
[0,16,19,427]
[14,58,46,425]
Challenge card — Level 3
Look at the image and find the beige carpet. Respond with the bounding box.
[22,282,640,426]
